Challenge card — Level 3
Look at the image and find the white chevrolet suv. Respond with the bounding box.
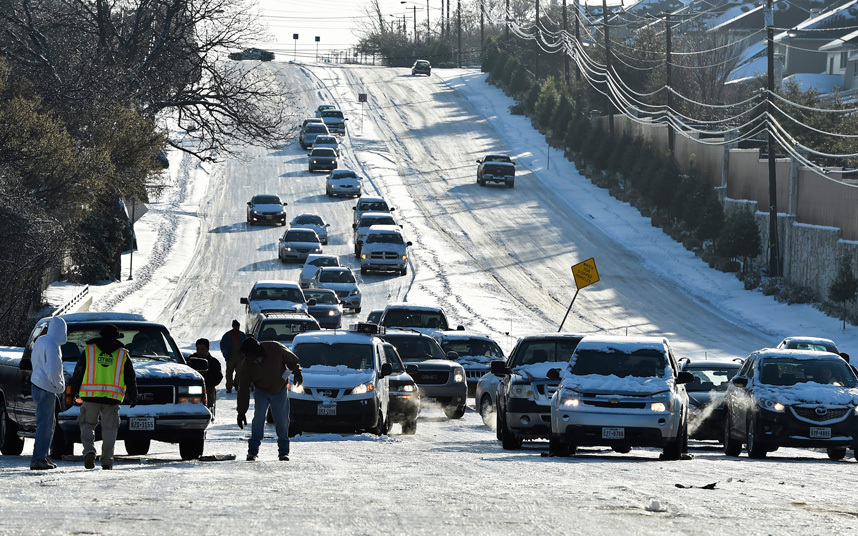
[548,335,693,460]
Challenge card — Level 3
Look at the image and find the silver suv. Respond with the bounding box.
[353,211,398,257]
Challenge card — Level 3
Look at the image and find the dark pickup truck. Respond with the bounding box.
[476,154,516,188]
[0,312,211,460]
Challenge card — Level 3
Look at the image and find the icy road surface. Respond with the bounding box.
[3,63,858,534]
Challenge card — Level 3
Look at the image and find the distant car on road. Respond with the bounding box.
[776,336,842,355]
[246,194,287,226]
[309,147,338,172]
[432,330,505,397]
[476,154,516,188]
[326,169,362,198]
[315,104,337,117]
[309,266,362,313]
[298,254,341,289]
[319,109,347,135]
[241,281,311,329]
[379,303,453,335]
[249,312,321,347]
[278,228,323,263]
[229,48,274,61]
[681,358,742,441]
[353,211,399,257]
[366,309,384,325]
[290,213,330,244]
[303,289,344,329]
[353,196,394,226]
[300,122,330,149]
[411,59,431,76]
[312,134,340,156]
[360,226,412,276]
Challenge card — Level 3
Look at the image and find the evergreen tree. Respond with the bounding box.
[716,209,761,271]
[829,255,858,330]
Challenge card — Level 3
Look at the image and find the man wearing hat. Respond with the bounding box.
[219,320,247,393]
[70,324,138,470]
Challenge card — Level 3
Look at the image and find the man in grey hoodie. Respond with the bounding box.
[29,316,67,470]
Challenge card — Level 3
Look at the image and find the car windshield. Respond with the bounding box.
[511,339,581,367]
[360,216,394,228]
[383,336,446,361]
[382,310,447,330]
[311,148,335,157]
[359,201,388,212]
[485,155,512,163]
[570,348,668,378]
[330,170,357,179]
[307,124,328,133]
[366,233,404,245]
[758,358,857,387]
[304,290,338,305]
[321,111,344,119]
[295,215,323,225]
[320,269,355,283]
[315,136,336,144]
[309,257,338,267]
[293,343,374,370]
[62,325,182,363]
[686,366,740,392]
[785,341,838,353]
[441,338,503,358]
[253,195,281,205]
[258,320,320,342]
[250,287,305,303]
[367,311,383,324]
[285,230,319,242]
[416,61,430,67]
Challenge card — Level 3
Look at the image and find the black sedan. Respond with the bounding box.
[302,289,343,329]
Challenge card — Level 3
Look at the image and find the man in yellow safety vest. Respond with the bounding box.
[70,324,138,470]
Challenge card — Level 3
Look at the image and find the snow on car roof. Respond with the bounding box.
[55,312,148,323]
[757,348,844,361]
[358,212,395,221]
[292,330,381,345]
[253,280,301,288]
[366,225,403,234]
[357,196,385,203]
[384,303,444,312]
[433,330,493,341]
[781,336,838,346]
[575,335,669,353]
[683,359,742,369]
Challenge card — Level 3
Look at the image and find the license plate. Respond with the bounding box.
[423,397,437,404]
[129,417,155,431]
[602,427,625,439]
[317,405,336,416]
[810,427,831,439]
[265,215,272,220]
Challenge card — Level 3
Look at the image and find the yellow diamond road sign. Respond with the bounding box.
[572,258,600,289]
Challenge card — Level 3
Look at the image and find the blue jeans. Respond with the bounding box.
[32,385,57,463]
[248,388,290,456]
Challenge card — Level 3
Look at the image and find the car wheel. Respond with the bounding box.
[723,414,742,456]
[360,267,368,276]
[499,412,522,450]
[124,438,151,456]
[402,418,417,435]
[443,405,466,420]
[479,395,494,427]
[0,399,25,456]
[507,181,515,189]
[288,425,301,438]
[400,266,408,276]
[746,415,767,459]
[373,410,386,436]
[827,447,847,461]
[661,421,686,461]
[549,434,575,457]
[179,437,205,460]
[355,307,361,314]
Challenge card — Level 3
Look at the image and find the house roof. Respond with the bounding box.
[782,72,845,93]
[819,28,858,51]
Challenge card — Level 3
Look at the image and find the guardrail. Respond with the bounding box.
[52,285,91,317]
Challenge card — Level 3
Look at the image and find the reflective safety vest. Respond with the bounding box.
[79,344,129,401]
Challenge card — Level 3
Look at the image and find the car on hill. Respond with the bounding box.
[319,109,347,134]
[229,48,274,61]
[681,358,742,441]
[277,228,323,263]
[298,254,341,289]
[490,333,584,450]
[476,154,516,188]
[381,342,420,434]
[353,196,394,226]
[0,313,211,460]
[326,169,362,198]
[379,303,454,336]
[315,104,337,117]
[366,309,384,324]
[359,225,411,276]
[249,312,321,347]
[723,348,858,460]
[312,134,340,156]
[432,330,504,397]
[246,194,287,226]
[300,121,330,149]
[353,212,399,257]
[411,59,431,76]
[308,266,362,313]
[380,330,466,419]
[776,336,843,356]
[303,289,344,329]
[309,147,338,172]
[547,335,693,459]
[290,213,330,244]
[240,281,311,329]
[288,325,392,436]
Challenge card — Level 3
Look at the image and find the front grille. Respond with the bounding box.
[369,251,400,260]
[535,383,559,397]
[295,247,312,253]
[132,385,174,405]
[791,406,851,423]
[413,371,449,385]
[334,289,349,298]
[306,388,341,398]
[466,370,484,380]
[584,400,647,409]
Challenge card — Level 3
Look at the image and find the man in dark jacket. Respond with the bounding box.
[236,337,302,461]
[219,320,247,393]
[188,338,224,418]
[70,324,138,470]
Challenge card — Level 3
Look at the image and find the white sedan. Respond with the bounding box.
[308,266,362,313]
[298,254,341,289]
[290,213,330,244]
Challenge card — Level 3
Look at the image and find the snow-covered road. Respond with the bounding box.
[3,63,858,534]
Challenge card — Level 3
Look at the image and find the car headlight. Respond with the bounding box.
[453,368,464,383]
[401,255,407,260]
[178,384,205,404]
[289,382,304,394]
[350,289,360,296]
[511,384,534,398]
[328,310,336,316]
[650,402,669,412]
[284,247,292,251]
[361,253,367,260]
[352,382,374,395]
[562,397,580,408]
[758,398,785,412]
[402,384,415,392]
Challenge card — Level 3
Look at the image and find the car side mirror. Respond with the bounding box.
[352,224,357,229]
[390,207,395,211]
[352,206,356,211]
[490,360,510,377]
[546,368,561,380]
[676,371,694,385]
[399,224,403,228]
[446,351,459,361]
[380,362,393,377]
[476,159,481,164]
[240,297,249,304]
[307,299,317,306]
[283,202,288,206]
[247,201,252,206]
[456,325,465,331]
[325,223,330,227]
[840,352,851,363]
[406,241,413,247]
[732,376,749,387]
[405,364,419,375]
[188,357,209,373]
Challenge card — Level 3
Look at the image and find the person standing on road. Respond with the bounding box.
[236,337,302,461]
[188,338,224,418]
[70,324,138,470]
[220,320,247,393]
[29,316,67,470]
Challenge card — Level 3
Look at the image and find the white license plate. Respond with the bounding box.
[423,397,437,404]
[129,417,155,431]
[318,405,336,416]
[602,427,625,439]
[810,427,831,439]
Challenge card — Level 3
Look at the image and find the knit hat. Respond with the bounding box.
[100,324,120,339]
[239,337,262,357]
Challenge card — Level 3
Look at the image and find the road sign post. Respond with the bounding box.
[293,33,299,61]
[358,93,367,132]
[558,258,600,332]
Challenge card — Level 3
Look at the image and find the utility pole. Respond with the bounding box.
[766,0,780,277]
[413,5,417,43]
[574,0,581,82]
[602,0,613,135]
[536,0,541,79]
[505,0,509,38]
[427,0,430,41]
[448,0,451,41]
[441,0,444,38]
[665,11,674,158]
[457,0,462,67]
[563,0,569,86]
[480,0,485,51]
